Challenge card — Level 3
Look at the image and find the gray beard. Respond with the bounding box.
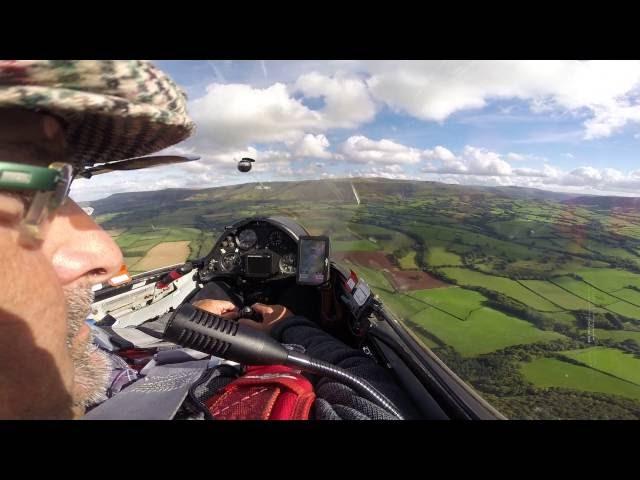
[64,286,112,410]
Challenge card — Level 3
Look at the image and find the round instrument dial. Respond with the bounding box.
[279,253,297,274]
[220,252,241,271]
[268,230,284,249]
[236,229,258,250]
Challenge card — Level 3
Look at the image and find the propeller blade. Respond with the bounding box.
[78,154,200,178]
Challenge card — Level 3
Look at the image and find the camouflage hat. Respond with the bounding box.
[0,60,195,169]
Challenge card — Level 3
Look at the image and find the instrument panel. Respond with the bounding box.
[202,219,300,279]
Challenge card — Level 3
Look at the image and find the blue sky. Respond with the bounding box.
[71,60,640,201]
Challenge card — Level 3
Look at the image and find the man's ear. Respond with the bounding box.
[42,115,64,141]
[0,109,63,144]
[42,115,67,154]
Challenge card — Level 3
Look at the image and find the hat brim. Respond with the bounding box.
[0,85,195,168]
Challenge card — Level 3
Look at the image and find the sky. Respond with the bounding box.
[71,60,640,201]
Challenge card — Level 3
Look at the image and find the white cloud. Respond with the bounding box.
[188,72,375,152]
[429,164,640,195]
[189,82,321,149]
[557,166,630,187]
[381,164,405,173]
[423,145,513,176]
[290,134,333,159]
[294,72,376,128]
[341,136,551,180]
[363,60,640,138]
[424,145,456,162]
[584,103,640,139]
[513,167,546,177]
[340,135,424,164]
[418,145,640,194]
[506,153,525,162]
[460,146,513,176]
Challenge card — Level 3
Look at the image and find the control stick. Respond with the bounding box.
[240,305,262,322]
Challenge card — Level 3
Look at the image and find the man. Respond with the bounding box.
[0,60,194,419]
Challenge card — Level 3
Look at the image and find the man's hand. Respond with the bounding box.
[192,299,239,319]
[238,303,292,333]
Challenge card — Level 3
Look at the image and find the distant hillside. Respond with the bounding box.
[563,195,640,209]
[86,178,479,215]
[83,188,197,216]
[488,186,581,202]
[84,177,636,216]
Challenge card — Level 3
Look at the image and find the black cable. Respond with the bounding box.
[163,303,405,420]
[286,351,404,420]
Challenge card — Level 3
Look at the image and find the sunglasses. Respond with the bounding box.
[0,161,73,240]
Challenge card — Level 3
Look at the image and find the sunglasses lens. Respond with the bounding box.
[52,163,73,209]
[21,190,53,240]
[16,162,74,242]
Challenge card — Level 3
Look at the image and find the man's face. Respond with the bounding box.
[0,110,124,419]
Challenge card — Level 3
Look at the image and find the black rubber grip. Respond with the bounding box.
[164,303,289,365]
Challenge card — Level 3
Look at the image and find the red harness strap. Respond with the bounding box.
[205,365,316,420]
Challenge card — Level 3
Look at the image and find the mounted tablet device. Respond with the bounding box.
[297,236,330,286]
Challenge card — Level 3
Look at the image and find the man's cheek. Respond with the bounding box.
[0,232,75,388]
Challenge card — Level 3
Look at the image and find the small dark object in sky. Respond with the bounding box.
[238,157,255,173]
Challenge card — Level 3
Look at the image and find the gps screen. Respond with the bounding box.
[297,236,329,285]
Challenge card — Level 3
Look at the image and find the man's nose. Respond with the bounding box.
[42,199,124,287]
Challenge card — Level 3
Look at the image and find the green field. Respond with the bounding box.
[411,305,564,357]
[520,280,593,311]
[376,290,430,320]
[552,312,579,326]
[521,357,640,401]
[398,251,417,269]
[604,301,640,320]
[426,245,463,266]
[187,231,218,259]
[440,268,561,312]
[360,276,565,357]
[331,240,380,252]
[550,276,618,306]
[577,268,640,292]
[348,223,414,252]
[115,227,200,252]
[113,227,202,270]
[560,347,640,386]
[95,212,122,223]
[595,330,640,344]
[123,256,142,270]
[408,287,487,320]
[583,240,640,264]
[610,288,640,306]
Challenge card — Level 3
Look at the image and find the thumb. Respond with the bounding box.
[219,300,238,312]
[252,303,274,314]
